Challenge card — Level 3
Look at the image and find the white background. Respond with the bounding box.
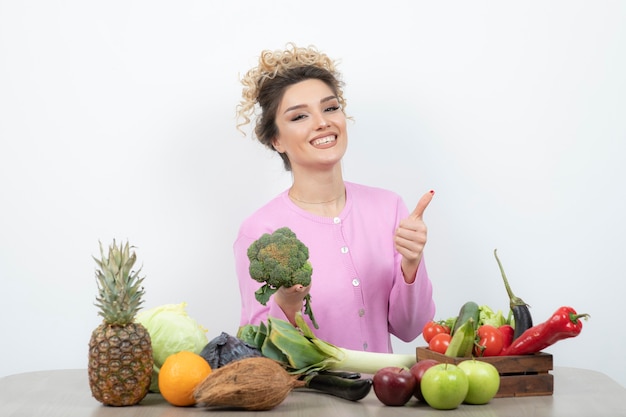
[1,1,625,388]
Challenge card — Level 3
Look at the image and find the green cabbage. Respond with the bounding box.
[135,302,208,392]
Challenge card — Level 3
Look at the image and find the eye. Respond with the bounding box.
[290,113,307,122]
[324,105,341,112]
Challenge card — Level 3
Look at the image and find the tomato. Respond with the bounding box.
[428,333,451,354]
[499,324,515,350]
[474,325,504,357]
[422,321,449,344]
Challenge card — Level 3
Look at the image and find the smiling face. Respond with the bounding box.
[272,79,348,173]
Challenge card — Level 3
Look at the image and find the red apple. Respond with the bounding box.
[372,366,416,406]
[410,359,439,401]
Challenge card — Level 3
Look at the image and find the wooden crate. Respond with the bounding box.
[416,347,553,398]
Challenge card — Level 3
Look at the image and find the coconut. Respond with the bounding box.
[193,357,305,411]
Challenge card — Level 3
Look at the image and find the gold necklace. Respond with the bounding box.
[289,189,345,205]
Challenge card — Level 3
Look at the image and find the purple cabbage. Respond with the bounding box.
[199,332,263,369]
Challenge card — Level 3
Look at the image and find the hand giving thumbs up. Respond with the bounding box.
[395,190,434,283]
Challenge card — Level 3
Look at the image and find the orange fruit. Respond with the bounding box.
[158,351,212,406]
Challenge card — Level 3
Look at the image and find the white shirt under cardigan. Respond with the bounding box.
[234,181,435,353]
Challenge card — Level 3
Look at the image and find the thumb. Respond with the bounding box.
[410,189,435,220]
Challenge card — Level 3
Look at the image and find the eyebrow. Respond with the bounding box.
[283,95,337,114]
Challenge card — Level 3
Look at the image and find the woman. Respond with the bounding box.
[234,43,435,353]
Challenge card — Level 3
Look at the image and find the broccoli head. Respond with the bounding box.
[247,227,318,329]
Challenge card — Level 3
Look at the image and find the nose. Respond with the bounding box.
[316,115,331,129]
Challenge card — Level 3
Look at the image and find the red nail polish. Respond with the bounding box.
[429,189,435,195]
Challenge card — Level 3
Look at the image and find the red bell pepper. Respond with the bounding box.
[499,324,515,349]
[501,306,589,356]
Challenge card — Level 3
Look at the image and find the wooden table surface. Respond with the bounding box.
[1,367,625,416]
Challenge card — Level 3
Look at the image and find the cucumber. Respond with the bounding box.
[451,301,480,335]
[445,318,476,357]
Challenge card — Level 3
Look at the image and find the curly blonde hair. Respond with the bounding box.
[236,43,346,171]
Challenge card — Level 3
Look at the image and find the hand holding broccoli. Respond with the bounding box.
[247,227,319,329]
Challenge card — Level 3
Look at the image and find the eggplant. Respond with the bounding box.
[301,372,372,401]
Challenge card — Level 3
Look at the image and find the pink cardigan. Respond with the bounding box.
[234,182,435,353]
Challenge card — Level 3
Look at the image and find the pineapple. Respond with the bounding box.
[88,240,153,406]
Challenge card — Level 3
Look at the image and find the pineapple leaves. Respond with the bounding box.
[93,239,145,325]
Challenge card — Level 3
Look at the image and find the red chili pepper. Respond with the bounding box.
[501,306,589,356]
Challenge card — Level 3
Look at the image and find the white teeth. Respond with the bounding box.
[311,135,336,146]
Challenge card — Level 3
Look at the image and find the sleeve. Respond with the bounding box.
[234,227,290,327]
[387,198,436,343]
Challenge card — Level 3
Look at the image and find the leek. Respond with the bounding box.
[236,313,416,375]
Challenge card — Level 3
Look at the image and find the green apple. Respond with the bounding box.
[458,359,501,404]
[420,363,469,410]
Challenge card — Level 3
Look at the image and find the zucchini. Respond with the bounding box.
[451,301,480,335]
